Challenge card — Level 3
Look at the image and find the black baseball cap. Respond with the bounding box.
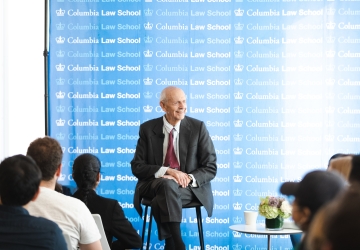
[280,170,346,213]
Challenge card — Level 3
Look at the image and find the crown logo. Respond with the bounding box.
[56,119,65,126]
[144,8,153,16]
[233,202,242,210]
[232,244,242,250]
[326,93,335,99]
[233,161,243,168]
[233,189,243,196]
[232,234,242,240]
[235,0,243,2]
[234,64,244,72]
[145,0,152,2]
[56,63,65,71]
[326,50,336,57]
[234,8,244,16]
[326,65,335,71]
[56,50,65,57]
[58,173,66,181]
[325,106,335,113]
[56,8,65,16]
[233,217,243,224]
[144,36,153,43]
[55,36,65,44]
[143,64,153,71]
[233,120,243,127]
[234,92,243,99]
[326,22,336,29]
[233,134,243,141]
[143,105,153,112]
[56,105,65,112]
[234,23,244,30]
[233,147,243,155]
[326,78,335,85]
[234,36,244,44]
[234,78,243,85]
[57,0,65,2]
[61,147,66,153]
[143,50,153,57]
[234,106,243,113]
[55,91,65,99]
[233,175,243,182]
[56,77,65,85]
[326,36,336,43]
[143,77,153,85]
[234,51,244,58]
[56,22,65,30]
[143,91,153,98]
[325,135,335,141]
[144,22,153,30]
[56,133,65,140]
[326,8,336,15]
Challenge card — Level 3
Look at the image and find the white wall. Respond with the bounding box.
[0,0,45,160]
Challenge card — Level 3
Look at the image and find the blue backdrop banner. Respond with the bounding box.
[49,0,360,249]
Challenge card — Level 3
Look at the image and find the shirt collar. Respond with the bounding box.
[163,115,181,133]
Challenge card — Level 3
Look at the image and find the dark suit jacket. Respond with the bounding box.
[131,116,217,217]
[73,190,141,250]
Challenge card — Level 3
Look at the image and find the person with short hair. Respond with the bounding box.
[0,154,67,250]
[26,136,102,250]
[72,153,142,250]
[280,170,346,250]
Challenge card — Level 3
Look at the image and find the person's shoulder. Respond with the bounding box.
[141,117,162,127]
[30,214,63,232]
[182,116,205,128]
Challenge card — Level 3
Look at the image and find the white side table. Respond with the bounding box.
[229,224,302,250]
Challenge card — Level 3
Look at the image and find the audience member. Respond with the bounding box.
[327,153,349,168]
[327,155,353,182]
[72,153,142,250]
[280,170,346,250]
[26,137,102,250]
[306,184,360,250]
[0,154,67,250]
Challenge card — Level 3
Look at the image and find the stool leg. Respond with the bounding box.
[196,207,204,250]
[146,209,153,250]
[141,205,149,246]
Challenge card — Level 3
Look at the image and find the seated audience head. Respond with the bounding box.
[0,155,41,206]
[307,184,360,250]
[327,153,349,168]
[26,136,63,181]
[280,170,346,232]
[72,153,101,204]
[328,155,353,183]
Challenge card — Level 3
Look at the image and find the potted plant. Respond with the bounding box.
[258,196,292,230]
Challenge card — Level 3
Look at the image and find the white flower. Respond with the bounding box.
[280,200,292,215]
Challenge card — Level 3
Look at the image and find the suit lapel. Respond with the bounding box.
[179,117,191,171]
[151,119,164,166]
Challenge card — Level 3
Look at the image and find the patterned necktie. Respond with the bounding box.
[163,128,180,170]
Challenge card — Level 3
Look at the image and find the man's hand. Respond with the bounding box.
[164,168,191,188]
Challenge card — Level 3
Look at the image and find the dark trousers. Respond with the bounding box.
[139,178,195,240]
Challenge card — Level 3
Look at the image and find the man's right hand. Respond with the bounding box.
[164,168,191,188]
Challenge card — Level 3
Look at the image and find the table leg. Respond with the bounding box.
[267,235,271,250]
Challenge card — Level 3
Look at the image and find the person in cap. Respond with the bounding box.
[306,183,360,250]
[280,170,346,250]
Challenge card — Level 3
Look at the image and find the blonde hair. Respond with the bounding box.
[328,156,353,181]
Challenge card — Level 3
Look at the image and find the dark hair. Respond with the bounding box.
[324,184,360,249]
[72,153,101,205]
[0,155,42,206]
[350,155,360,183]
[26,137,63,181]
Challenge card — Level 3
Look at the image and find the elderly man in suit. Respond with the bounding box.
[131,86,217,250]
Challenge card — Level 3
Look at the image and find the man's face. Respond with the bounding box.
[160,88,187,126]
